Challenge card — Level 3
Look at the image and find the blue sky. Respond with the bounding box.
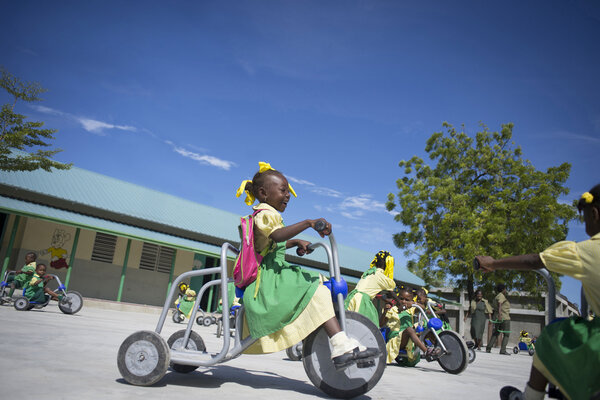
[1,1,598,307]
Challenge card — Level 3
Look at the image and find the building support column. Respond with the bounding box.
[64,227,80,289]
[117,239,132,302]
[1,215,20,279]
[206,273,216,313]
[165,250,177,301]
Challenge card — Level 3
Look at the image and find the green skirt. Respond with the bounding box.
[535,316,600,400]
[345,290,379,327]
[243,242,320,338]
[178,298,196,319]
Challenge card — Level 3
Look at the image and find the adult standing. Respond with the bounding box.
[486,283,511,355]
[465,289,493,350]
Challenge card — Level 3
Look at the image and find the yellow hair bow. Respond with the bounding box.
[384,255,394,280]
[236,180,256,205]
[582,192,594,204]
[258,161,273,173]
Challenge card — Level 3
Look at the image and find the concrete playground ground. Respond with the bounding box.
[0,298,534,399]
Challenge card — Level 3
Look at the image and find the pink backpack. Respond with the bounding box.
[233,210,265,289]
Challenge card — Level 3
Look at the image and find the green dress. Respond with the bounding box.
[470,300,487,341]
[243,241,321,338]
[534,316,600,400]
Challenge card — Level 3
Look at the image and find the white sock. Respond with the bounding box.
[522,384,545,400]
[329,331,366,358]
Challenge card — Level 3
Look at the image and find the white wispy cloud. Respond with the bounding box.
[554,130,600,144]
[288,175,342,198]
[166,141,236,171]
[30,105,137,135]
[338,194,397,219]
[30,105,65,116]
[287,176,316,186]
[77,118,137,134]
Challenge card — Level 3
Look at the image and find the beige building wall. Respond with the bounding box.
[1,213,222,307]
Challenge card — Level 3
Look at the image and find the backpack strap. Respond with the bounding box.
[249,209,268,298]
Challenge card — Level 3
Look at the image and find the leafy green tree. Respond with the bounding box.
[0,67,71,172]
[386,122,576,302]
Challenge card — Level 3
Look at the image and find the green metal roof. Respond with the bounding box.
[0,165,424,286]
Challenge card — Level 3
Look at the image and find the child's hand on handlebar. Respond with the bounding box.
[295,240,314,256]
[474,256,495,272]
[311,218,332,238]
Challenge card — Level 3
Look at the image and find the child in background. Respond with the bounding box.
[236,162,378,370]
[345,250,396,327]
[414,288,451,330]
[216,281,241,314]
[383,286,442,365]
[475,184,600,400]
[5,252,37,299]
[174,282,197,320]
[24,264,60,303]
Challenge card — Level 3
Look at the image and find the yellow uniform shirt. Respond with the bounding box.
[495,292,511,321]
[353,268,396,298]
[540,232,600,316]
[252,203,283,252]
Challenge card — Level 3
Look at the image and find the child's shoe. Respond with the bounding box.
[499,386,522,400]
[329,332,380,371]
[425,346,442,361]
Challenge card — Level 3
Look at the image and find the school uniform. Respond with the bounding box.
[345,267,396,327]
[175,289,197,319]
[385,307,420,366]
[533,233,600,400]
[486,291,511,353]
[11,262,36,289]
[469,298,493,341]
[24,273,46,303]
[242,203,334,354]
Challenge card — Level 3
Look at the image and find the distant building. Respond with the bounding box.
[431,287,580,346]
[0,164,424,310]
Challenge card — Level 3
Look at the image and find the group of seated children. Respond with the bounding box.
[3,252,61,304]
[344,249,446,367]
[379,286,443,365]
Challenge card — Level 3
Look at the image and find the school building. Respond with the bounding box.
[0,164,425,311]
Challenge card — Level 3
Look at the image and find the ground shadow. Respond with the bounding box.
[117,365,373,398]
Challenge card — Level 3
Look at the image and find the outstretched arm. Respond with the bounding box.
[475,254,544,272]
[269,218,331,243]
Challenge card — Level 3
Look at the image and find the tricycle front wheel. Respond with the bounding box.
[302,311,386,399]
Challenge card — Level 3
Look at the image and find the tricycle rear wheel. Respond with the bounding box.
[117,330,170,386]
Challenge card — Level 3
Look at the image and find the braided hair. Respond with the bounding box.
[370,250,391,269]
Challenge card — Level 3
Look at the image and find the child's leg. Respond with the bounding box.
[44,287,60,301]
[400,327,427,352]
[7,282,17,297]
[323,317,341,337]
[527,366,548,392]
